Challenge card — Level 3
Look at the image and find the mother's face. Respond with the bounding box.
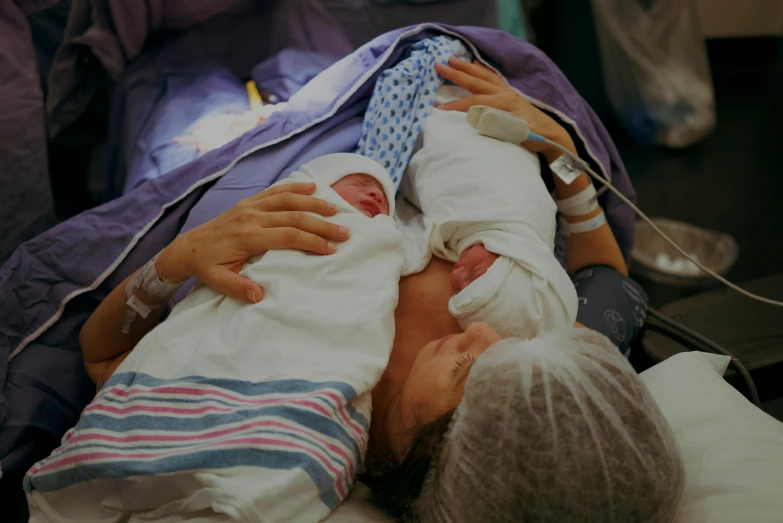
[399,322,501,429]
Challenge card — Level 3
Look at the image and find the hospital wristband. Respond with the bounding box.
[549,152,589,185]
[559,211,607,237]
[122,252,185,333]
[555,183,598,216]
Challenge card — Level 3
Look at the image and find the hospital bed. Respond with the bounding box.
[2,3,782,522]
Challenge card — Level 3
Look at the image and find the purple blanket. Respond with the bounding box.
[0,2,57,262]
[0,24,635,478]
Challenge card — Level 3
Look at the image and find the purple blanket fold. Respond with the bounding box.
[0,24,635,477]
[0,1,57,263]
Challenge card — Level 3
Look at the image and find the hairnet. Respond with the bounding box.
[412,328,684,523]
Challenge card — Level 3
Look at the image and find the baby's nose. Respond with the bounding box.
[367,187,384,203]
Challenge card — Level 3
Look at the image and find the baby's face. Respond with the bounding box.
[330,174,390,218]
[451,244,500,294]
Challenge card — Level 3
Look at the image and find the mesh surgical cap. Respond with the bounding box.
[413,328,684,523]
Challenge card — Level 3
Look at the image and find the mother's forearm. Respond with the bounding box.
[543,136,628,277]
[79,270,166,386]
[79,247,185,386]
[541,135,592,199]
[562,213,628,276]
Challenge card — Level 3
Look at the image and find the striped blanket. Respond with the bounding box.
[26,373,368,509]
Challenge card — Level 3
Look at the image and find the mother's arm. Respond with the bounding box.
[435,59,627,276]
[546,149,627,277]
[80,182,350,386]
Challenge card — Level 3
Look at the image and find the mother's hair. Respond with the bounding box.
[361,409,456,518]
[367,328,685,522]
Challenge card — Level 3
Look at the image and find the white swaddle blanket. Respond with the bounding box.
[401,108,578,339]
[25,154,405,523]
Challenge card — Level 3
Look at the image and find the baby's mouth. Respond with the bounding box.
[360,199,382,217]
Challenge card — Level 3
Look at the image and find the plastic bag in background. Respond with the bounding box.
[591,0,716,147]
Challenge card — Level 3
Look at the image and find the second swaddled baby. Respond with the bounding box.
[401,108,578,339]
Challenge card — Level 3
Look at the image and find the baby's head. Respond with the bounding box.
[331,173,390,218]
[299,153,396,217]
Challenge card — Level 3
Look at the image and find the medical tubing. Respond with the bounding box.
[543,139,783,307]
[544,133,763,406]
[647,308,761,407]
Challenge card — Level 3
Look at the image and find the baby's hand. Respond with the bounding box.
[451,245,500,294]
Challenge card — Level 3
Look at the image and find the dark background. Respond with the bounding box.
[532,0,783,306]
[530,0,783,418]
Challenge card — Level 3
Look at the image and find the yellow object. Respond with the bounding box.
[246,80,263,112]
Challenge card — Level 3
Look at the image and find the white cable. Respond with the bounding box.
[545,140,783,307]
[468,107,781,307]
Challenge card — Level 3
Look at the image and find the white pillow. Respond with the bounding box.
[639,352,783,523]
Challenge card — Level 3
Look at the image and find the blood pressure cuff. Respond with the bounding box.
[572,265,648,353]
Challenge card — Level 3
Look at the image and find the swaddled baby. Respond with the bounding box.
[401,107,578,339]
[24,153,405,523]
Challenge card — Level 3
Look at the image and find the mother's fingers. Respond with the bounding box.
[438,94,501,112]
[246,182,317,203]
[251,227,337,255]
[203,266,264,303]
[446,58,507,87]
[253,191,337,216]
[435,63,500,95]
[259,211,349,242]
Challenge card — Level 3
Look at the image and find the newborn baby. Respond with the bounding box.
[25,153,405,523]
[330,173,390,218]
[401,107,578,339]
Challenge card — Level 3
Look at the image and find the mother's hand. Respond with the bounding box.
[435,58,576,159]
[156,182,349,303]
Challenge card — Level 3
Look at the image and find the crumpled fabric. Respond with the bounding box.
[0,1,56,261]
[356,35,469,187]
[414,328,685,523]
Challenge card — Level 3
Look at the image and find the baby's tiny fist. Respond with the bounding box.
[451,264,470,294]
[451,245,500,294]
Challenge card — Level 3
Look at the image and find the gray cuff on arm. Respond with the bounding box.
[572,265,648,353]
